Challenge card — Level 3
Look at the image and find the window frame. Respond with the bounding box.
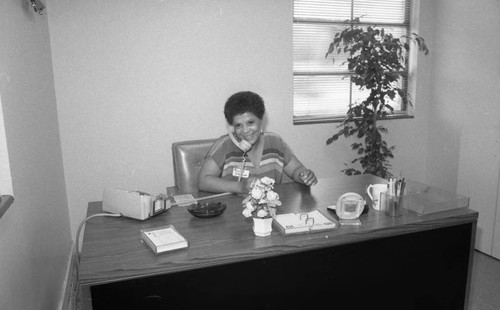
[292,0,421,125]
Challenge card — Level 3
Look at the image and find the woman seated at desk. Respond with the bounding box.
[198,91,318,194]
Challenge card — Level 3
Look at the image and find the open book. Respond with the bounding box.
[273,210,338,235]
[140,224,188,254]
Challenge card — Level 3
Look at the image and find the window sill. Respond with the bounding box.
[0,195,14,219]
[293,113,414,125]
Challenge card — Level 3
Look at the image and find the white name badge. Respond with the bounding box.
[232,168,250,178]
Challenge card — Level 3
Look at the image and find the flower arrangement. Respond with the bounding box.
[242,177,282,219]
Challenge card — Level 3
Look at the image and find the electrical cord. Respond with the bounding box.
[75,212,122,264]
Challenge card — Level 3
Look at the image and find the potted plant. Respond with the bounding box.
[242,177,282,237]
[325,18,429,179]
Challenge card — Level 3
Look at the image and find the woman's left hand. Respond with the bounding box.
[299,169,318,186]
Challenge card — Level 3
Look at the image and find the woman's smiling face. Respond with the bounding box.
[232,112,262,146]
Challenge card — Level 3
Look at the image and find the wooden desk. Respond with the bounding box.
[79,175,477,309]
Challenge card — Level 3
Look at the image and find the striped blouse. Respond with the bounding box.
[205,132,294,183]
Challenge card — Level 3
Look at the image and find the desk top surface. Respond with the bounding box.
[78,175,477,286]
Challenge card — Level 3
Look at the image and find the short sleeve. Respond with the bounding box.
[205,135,243,172]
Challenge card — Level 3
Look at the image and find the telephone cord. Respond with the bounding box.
[238,152,247,182]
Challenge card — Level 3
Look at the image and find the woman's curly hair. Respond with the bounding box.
[224,91,265,124]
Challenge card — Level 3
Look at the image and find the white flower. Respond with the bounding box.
[256,209,268,218]
[242,195,252,204]
[260,177,275,186]
[251,186,265,200]
[245,201,255,211]
[269,200,282,207]
[252,179,262,188]
[242,207,253,218]
[266,190,279,202]
[242,177,281,219]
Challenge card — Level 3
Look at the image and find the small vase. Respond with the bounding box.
[252,217,273,237]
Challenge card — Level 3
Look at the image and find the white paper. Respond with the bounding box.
[173,194,197,206]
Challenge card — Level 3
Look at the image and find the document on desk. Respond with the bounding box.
[172,194,198,206]
[273,210,338,235]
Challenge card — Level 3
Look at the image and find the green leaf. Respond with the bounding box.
[351,142,362,150]
[325,43,334,58]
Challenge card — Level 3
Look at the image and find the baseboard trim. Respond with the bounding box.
[60,243,79,310]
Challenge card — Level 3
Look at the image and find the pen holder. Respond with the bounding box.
[380,192,409,217]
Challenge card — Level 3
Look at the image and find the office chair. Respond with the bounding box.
[171,139,216,194]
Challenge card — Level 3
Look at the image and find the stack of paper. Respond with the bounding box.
[140,225,188,254]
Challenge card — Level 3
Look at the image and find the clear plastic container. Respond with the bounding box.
[404,180,469,215]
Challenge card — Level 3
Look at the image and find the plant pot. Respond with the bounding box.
[252,217,273,237]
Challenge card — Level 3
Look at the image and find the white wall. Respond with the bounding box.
[0,0,71,309]
[421,0,500,256]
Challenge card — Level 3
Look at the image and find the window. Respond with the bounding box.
[293,0,417,124]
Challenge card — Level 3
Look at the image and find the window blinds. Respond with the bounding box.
[293,0,413,123]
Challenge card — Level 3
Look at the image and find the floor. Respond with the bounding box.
[75,250,500,310]
[75,286,91,310]
[469,250,500,310]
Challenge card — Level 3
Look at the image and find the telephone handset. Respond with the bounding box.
[227,126,252,152]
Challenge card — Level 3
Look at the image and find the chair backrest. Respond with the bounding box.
[172,139,216,194]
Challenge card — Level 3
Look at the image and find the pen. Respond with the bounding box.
[388,177,395,195]
[400,178,406,196]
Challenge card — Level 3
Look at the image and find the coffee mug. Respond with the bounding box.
[366,183,387,210]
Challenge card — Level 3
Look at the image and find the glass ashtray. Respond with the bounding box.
[186,202,226,218]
